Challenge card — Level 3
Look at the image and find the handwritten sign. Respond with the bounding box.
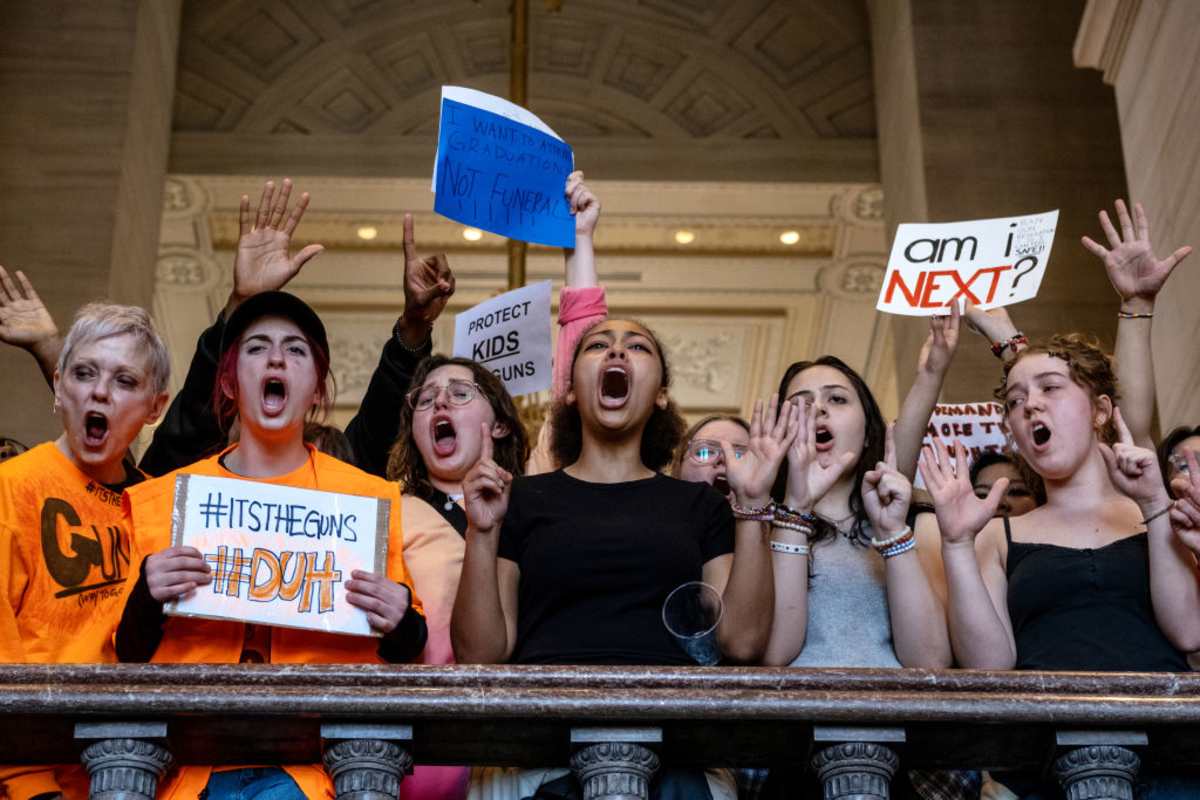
[166,474,388,637]
[877,211,1059,316]
[913,402,1009,489]
[453,281,552,397]
[432,86,575,248]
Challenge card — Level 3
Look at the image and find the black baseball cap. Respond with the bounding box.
[221,291,328,356]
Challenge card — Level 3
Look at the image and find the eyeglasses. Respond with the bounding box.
[407,379,482,411]
[1169,451,1197,475]
[686,439,747,465]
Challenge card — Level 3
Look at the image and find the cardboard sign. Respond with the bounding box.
[432,86,575,248]
[166,474,388,637]
[914,402,1009,489]
[877,210,1059,316]
[453,281,552,397]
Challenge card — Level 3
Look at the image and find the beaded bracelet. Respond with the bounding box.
[772,519,814,535]
[869,525,912,549]
[878,537,917,559]
[731,501,775,522]
[774,503,819,527]
[991,333,1028,359]
[770,540,810,556]
[1117,310,1153,320]
[1142,505,1172,526]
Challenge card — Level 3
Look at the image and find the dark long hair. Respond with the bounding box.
[770,355,886,545]
[550,319,686,472]
[387,355,529,501]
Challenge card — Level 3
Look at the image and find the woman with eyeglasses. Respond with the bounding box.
[673,415,751,500]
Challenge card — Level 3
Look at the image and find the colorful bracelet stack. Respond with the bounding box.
[731,501,775,522]
[870,525,915,559]
[990,333,1028,359]
[773,503,817,534]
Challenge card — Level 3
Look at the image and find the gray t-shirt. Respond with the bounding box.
[787,524,902,668]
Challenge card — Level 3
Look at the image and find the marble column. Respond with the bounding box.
[569,728,662,800]
[321,724,414,800]
[75,722,173,800]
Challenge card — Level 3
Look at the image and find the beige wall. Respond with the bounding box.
[0,1,181,447]
[1077,0,1200,432]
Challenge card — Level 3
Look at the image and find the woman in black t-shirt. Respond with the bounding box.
[452,317,796,667]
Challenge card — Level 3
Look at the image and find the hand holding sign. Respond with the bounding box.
[146,545,212,602]
[878,211,1059,316]
[398,212,455,344]
[345,570,412,634]
[917,301,961,377]
[463,423,512,534]
[1082,199,1192,310]
[228,179,324,315]
[567,170,601,239]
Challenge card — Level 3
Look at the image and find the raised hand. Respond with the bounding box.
[462,422,513,534]
[1082,199,1192,308]
[227,178,325,314]
[399,213,454,339]
[144,546,212,602]
[345,570,412,633]
[1170,450,1200,557]
[862,424,912,536]
[917,301,961,376]
[566,170,601,238]
[723,395,798,507]
[0,265,58,350]
[784,399,855,511]
[1099,406,1171,511]
[920,437,1006,547]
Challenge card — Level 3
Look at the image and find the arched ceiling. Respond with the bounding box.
[169,0,878,182]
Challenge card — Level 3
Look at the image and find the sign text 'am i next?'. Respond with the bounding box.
[454,281,552,397]
[876,210,1059,316]
[166,474,388,637]
[432,86,575,249]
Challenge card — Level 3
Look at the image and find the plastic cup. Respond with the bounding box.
[661,581,724,665]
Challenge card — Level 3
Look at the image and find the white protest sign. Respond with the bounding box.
[913,402,1009,489]
[453,281,552,397]
[166,474,388,637]
[877,210,1059,316]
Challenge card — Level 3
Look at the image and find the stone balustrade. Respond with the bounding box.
[3,664,1200,800]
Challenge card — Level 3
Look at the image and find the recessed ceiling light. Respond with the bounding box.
[356,225,378,241]
[462,227,483,241]
[674,230,695,245]
[779,230,801,245]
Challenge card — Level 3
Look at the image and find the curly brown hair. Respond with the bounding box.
[550,319,686,472]
[995,333,1120,446]
[386,355,529,501]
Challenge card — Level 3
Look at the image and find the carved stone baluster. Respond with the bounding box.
[75,723,173,800]
[321,724,414,800]
[810,726,903,800]
[569,728,662,800]
[1053,735,1144,800]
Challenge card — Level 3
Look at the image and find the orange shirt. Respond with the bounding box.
[401,495,464,666]
[122,444,423,800]
[0,442,138,800]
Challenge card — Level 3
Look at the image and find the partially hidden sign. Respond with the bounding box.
[453,280,552,397]
[166,474,388,637]
[432,86,575,248]
[877,210,1059,316]
[913,401,1009,490]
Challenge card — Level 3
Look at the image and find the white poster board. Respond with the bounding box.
[167,474,388,637]
[877,210,1059,316]
[914,402,1010,489]
[453,281,552,397]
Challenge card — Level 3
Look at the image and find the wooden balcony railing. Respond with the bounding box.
[3,664,1200,800]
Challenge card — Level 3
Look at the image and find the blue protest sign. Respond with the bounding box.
[433,96,575,249]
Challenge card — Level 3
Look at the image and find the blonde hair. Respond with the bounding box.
[57,303,170,395]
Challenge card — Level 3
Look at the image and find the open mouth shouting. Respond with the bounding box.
[431,414,458,457]
[599,365,631,409]
[814,426,834,452]
[82,411,110,448]
[711,473,731,497]
[261,376,289,417]
[1030,420,1052,450]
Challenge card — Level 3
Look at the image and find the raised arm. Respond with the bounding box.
[1103,408,1200,652]
[894,304,960,481]
[0,265,62,389]
[1082,200,1192,449]
[451,426,518,663]
[921,437,1017,668]
[866,425,952,667]
[141,178,324,475]
[344,213,454,475]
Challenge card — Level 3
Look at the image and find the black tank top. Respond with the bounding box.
[1005,517,1187,671]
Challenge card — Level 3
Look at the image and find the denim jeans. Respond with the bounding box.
[200,767,306,800]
